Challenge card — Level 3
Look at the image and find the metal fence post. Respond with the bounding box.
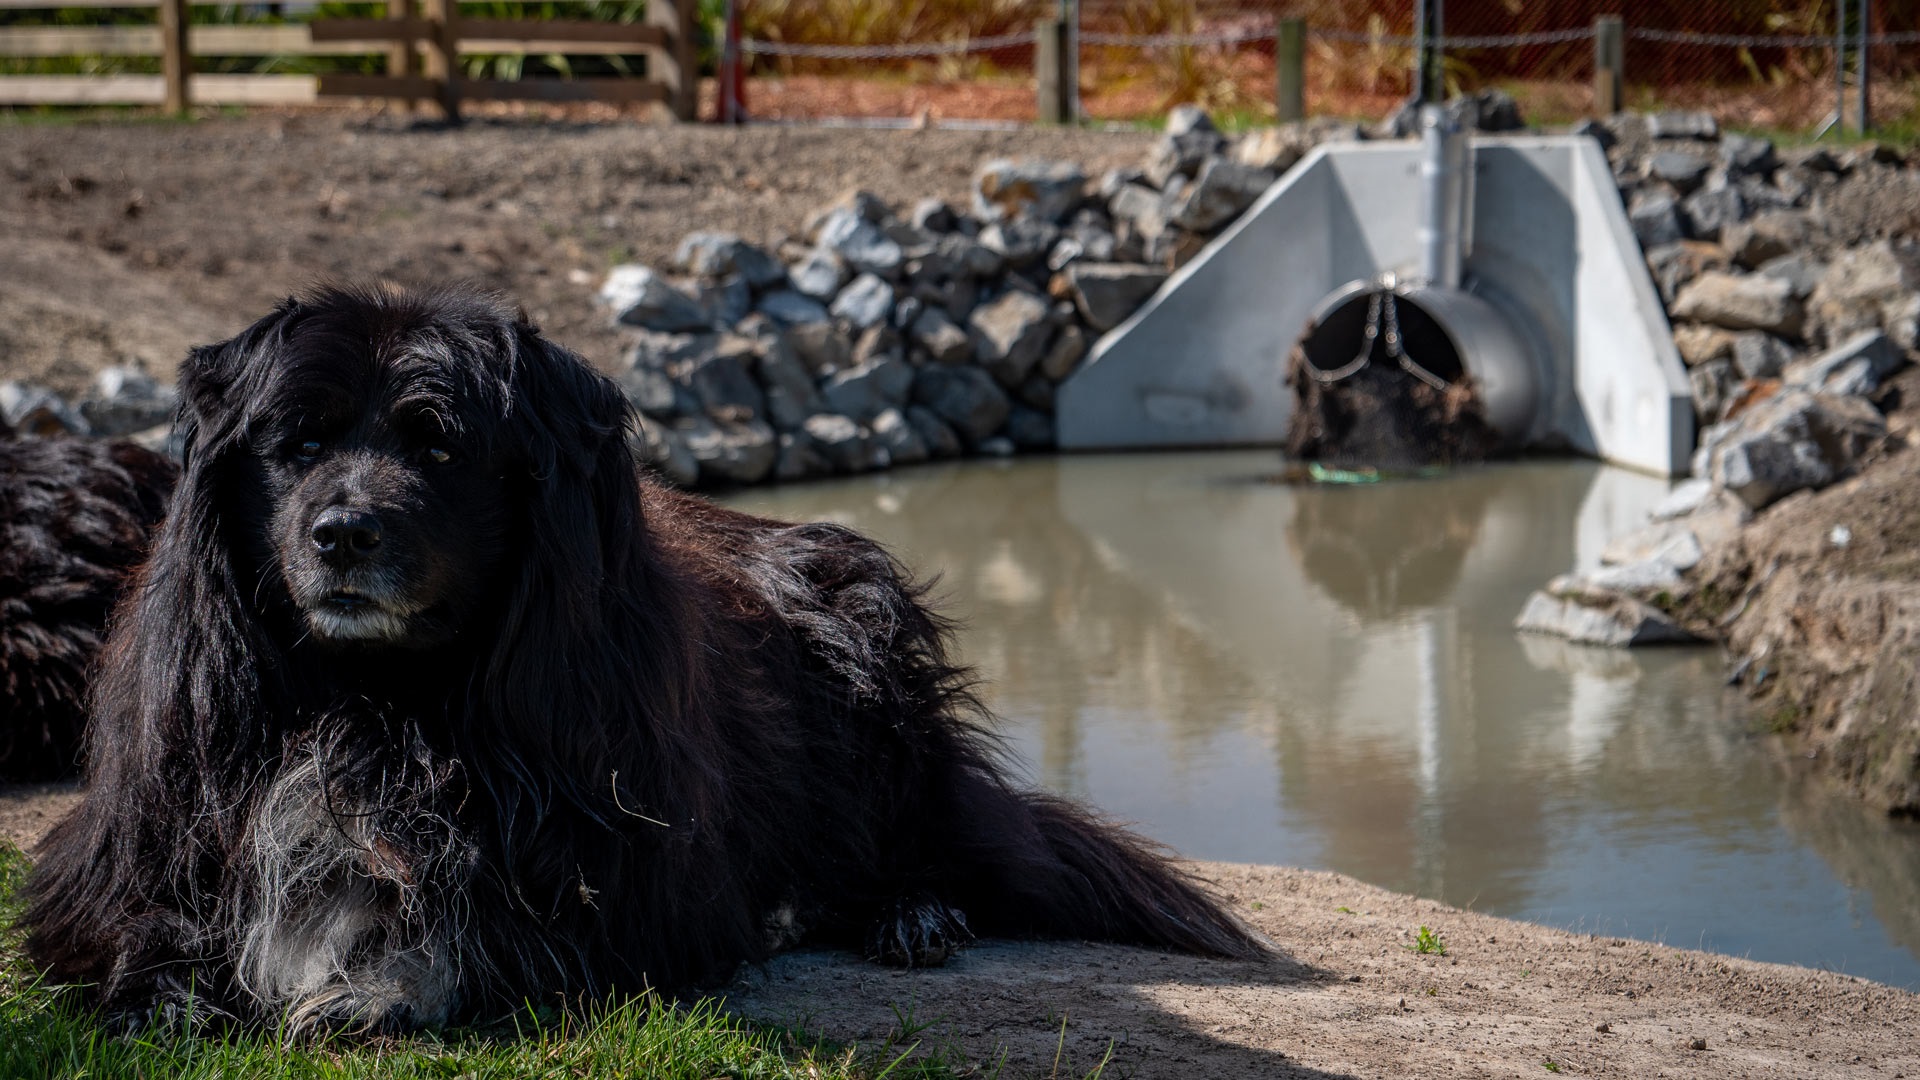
[1036,16,1070,124]
[1062,0,1080,123]
[1275,17,1305,123]
[159,0,189,114]
[1593,15,1623,115]
[1857,0,1871,132]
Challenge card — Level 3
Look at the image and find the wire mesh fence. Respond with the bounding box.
[725,0,1920,134]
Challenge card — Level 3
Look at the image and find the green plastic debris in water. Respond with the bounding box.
[1276,462,1450,485]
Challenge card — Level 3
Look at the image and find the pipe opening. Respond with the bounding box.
[1297,289,1466,387]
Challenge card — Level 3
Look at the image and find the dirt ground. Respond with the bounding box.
[0,111,1153,398]
[0,790,1912,1079]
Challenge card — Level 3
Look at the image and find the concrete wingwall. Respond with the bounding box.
[1057,135,1695,476]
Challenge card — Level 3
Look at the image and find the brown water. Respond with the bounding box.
[726,452,1920,988]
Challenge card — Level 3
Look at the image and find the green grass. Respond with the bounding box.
[0,843,994,1080]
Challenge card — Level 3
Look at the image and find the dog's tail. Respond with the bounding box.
[955,778,1267,960]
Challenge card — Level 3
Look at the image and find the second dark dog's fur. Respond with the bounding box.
[24,284,1261,1033]
[0,422,176,779]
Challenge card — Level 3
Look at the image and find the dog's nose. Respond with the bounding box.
[310,508,383,567]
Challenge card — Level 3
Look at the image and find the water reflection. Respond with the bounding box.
[727,453,1920,987]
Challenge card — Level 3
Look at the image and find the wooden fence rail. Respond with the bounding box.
[0,0,698,120]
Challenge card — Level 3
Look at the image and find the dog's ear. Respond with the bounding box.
[177,297,306,458]
[503,321,642,610]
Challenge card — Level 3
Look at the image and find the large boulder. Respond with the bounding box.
[822,357,914,423]
[600,265,709,333]
[1781,330,1905,396]
[616,364,695,420]
[789,248,849,301]
[912,366,1011,445]
[1144,128,1226,190]
[829,273,896,330]
[1515,580,1700,647]
[800,412,870,473]
[972,158,1086,224]
[679,417,777,486]
[78,366,177,437]
[757,289,832,326]
[1671,271,1804,337]
[1039,324,1088,381]
[1699,389,1886,510]
[685,341,765,421]
[1628,191,1685,249]
[816,207,905,278]
[869,407,929,466]
[631,416,698,487]
[673,232,786,289]
[752,338,825,431]
[909,306,973,365]
[1809,241,1919,347]
[1066,263,1168,332]
[1170,158,1275,232]
[968,290,1055,387]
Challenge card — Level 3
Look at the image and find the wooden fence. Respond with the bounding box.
[0,0,697,121]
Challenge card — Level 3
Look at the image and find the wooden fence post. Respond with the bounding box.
[421,0,459,121]
[159,0,189,114]
[387,0,417,112]
[1593,15,1623,116]
[648,0,697,121]
[1275,16,1304,123]
[1036,16,1069,124]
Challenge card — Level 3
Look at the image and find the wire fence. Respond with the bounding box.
[726,1,1920,133]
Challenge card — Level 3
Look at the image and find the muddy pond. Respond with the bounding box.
[728,451,1920,989]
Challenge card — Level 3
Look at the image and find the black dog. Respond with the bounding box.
[0,420,176,780]
[24,284,1261,1033]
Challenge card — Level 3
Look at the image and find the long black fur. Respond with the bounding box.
[23,283,1262,1032]
[0,422,176,779]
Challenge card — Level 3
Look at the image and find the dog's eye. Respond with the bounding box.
[425,447,455,466]
[292,439,322,463]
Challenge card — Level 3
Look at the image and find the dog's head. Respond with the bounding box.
[177,284,635,653]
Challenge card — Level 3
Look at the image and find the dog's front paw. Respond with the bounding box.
[865,894,974,968]
[102,975,236,1037]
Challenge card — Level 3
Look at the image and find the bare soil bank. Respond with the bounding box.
[1683,369,1920,815]
[0,112,1152,397]
[0,788,1910,1077]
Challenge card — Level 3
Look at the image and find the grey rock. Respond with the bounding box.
[1040,324,1089,382]
[1702,389,1886,509]
[830,273,895,330]
[1781,330,1905,394]
[1463,88,1523,132]
[906,405,963,459]
[785,321,852,375]
[1232,126,1309,172]
[1681,184,1746,242]
[0,382,86,436]
[1731,332,1792,379]
[936,233,1004,278]
[1650,477,1716,520]
[773,431,832,481]
[616,364,693,419]
[687,342,767,420]
[978,218,1060,269]
[1098,166,1148,200]
[757,289,832,326]
[1671,271,1804,336]
[631,415,698,487]
[822,357,913,423]
[753,338,826,431]
[1145,129,1227,190]
[674,232,786,289]
[1017,374,1055,411]
[1719,133,1777,177]
[1650,151,1713,192]
[1170,158,1275,232]
[801,412,869,473]
[1514,586,1699,647]
[891,296,923,333]
[1724,210,1812,269]
[626,329,718,372]
[681,417,777,486]
[969,291,1056,387]
[1628,191,1685,248]
[1067,262,1168,332]
[851,324,903,368]
[910,198,958,233]
[697,275,752,327]
[600,265,709,332]
[1165,103,1217,136]
[1108,182,1171,240]
[1006,405,1055,449]
[910,306,973,365]
[1645,241,1729,307]
[1809,241,1919,347]
[1648,111,1718,140]
[913,366,1011,444]
[972,158,1086,224]
[817,207,905,278]
[1570,117,1613,149]
[78,366,177,436]
[1756,252,1825,298]
[1689,359,1738,424]
[1601,520,1706,572]
[789,247,850,301]
[870,407,929,466]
